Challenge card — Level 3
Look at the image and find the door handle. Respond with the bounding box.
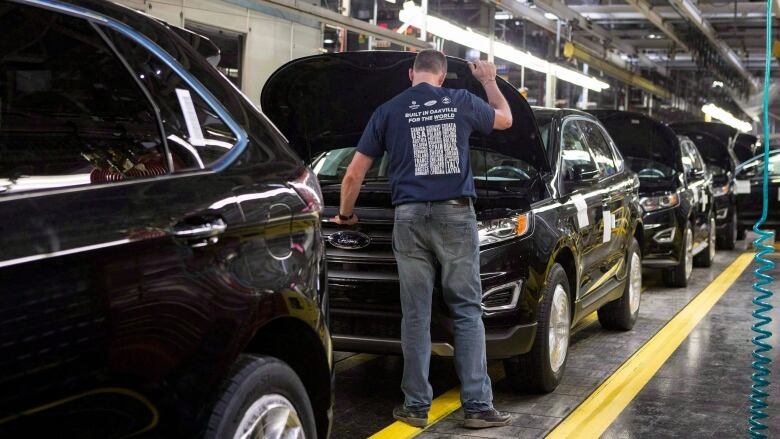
[172,217,227,241]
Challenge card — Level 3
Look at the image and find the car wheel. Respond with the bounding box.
[737,225,746,240]
[694,216,716,268]
[717,210,737,250]
[504,263,570,393]
[663,225,693,288]
[205,355,316,439]
[598,238,641,331]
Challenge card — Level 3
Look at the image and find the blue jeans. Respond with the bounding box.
[392,200,493,414]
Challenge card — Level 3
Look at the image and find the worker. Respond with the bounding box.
[331,49,513,429]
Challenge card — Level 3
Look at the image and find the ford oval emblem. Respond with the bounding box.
[329,231,371,250]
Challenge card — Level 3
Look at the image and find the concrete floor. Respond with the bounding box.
[331,237,780,438]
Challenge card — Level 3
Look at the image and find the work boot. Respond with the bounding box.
[392,405,428,427]
[462,408,511,429]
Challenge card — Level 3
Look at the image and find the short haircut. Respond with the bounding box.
[413,49,447,75]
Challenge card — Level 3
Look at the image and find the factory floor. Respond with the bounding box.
[330,236,780,438]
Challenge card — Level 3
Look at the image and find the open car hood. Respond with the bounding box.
[588,110,681,170]
[670,121,757,163]
[260,51,549,173]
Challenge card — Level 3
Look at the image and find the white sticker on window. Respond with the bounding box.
[602,210,612,243]
[735,180,751,194]
[572,194,589,229]
[175,88,206,147]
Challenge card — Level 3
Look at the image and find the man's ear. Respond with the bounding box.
[409,68,414,83]
[438,72,446,86]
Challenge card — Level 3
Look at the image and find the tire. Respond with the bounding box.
[504,263,570,393]
[598,238,641,331]
[694,216,716,268]
[737,226,746,240]
[205,355,316,439]
[663,225,693,288]
[717,210,737,250]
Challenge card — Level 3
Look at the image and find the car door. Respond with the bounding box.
[0,6,269,434]
[559,118,605,299]
[577,119,631,280]
[681,139,709,245]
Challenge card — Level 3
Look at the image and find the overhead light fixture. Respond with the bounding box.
[399,2,609,92]
[324,38,334,44]
[701,104,752,132]
[385,0,397,3]
[647,34,661,39]
[543,12,558,20]
[495,12,513,20]
[712,80,724,88]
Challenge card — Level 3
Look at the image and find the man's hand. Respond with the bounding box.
[330,214,359,226]
[470,60,498,85]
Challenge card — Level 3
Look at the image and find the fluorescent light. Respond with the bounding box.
[399,2,609,92]
[495,12,513,20]
[543,12,558,20]
[385,0,397,3]
[701,104,752,132]
[712,80,724,88]
[324,38,334,44]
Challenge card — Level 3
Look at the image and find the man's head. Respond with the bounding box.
[409,49,447,86]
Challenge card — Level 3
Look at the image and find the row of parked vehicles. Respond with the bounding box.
[0,0,772,437]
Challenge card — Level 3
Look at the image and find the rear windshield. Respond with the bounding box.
[312,147,538,185]
[737,151,780,178]
[625,157,677,180]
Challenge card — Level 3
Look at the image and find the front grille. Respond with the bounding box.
[483,289,515,308]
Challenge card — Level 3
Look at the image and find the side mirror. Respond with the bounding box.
[564,164,600,192]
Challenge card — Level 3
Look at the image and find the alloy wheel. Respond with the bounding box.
[628,250,642,315]
[235,394,305,439]
[548,284,571,374]
[684,228,694,280]
[708,218,717,261]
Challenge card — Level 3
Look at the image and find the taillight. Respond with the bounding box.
[290,167,323,213]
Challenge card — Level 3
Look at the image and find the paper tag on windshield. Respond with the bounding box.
[572,194,589,229]
[735,180,751,194]
[175,89,206,147]
[602,210,612,243]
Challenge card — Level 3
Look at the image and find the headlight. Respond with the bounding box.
[712,183,730,197]
[640,193,679,212]
[477,213,530,245]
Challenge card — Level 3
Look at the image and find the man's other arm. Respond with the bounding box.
[331,152,374,225]
[470,61,512,130]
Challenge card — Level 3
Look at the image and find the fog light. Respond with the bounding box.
[653,227,676,244]
[482,282,522,312]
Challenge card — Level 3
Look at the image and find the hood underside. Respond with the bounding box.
[260,51,549,173]
[670,121,757,163]
[588,110,681,170]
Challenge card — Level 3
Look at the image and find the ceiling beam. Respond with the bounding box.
[666,0,759,89]
[570,3,767,22]
[622,0,690,52]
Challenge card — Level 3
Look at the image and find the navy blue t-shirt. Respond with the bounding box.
[356,83,495,205]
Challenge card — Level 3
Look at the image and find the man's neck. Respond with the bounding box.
[412,75,441,88]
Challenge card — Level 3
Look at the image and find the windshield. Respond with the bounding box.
[737,151,780,178]
[312,147,538,185]
[625,157,677,180]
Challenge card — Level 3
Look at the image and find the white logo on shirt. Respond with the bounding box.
[424,100,437,107]
[442,96,451,104]
[408,100,420,110]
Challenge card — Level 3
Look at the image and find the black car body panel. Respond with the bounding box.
[671,121,758,163]
[672,129,737,239]
[262,53,641,363]
[734,150,780,231]
[591,111,714,269]
[0,1,332,437]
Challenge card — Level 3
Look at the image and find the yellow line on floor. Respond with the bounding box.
[368,311,602,439]
[546,252,754,439]
[334,354,380,374]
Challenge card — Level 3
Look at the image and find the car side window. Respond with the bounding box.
[680,140,694,176]
[0,5,167,194]
[101,28,238,171]
[560,120,598,182]
[578,120,617,177]
[687,142,706,172]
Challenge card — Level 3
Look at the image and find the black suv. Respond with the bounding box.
[671,121,758,240]
[0,1,331,438]
[670,129,739,249]
[734,149,780,236]
[591,111,715,288]
[261,52,643,392]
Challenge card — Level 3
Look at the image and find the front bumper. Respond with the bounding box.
[333,322,537,359]
[640,208,683,268]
